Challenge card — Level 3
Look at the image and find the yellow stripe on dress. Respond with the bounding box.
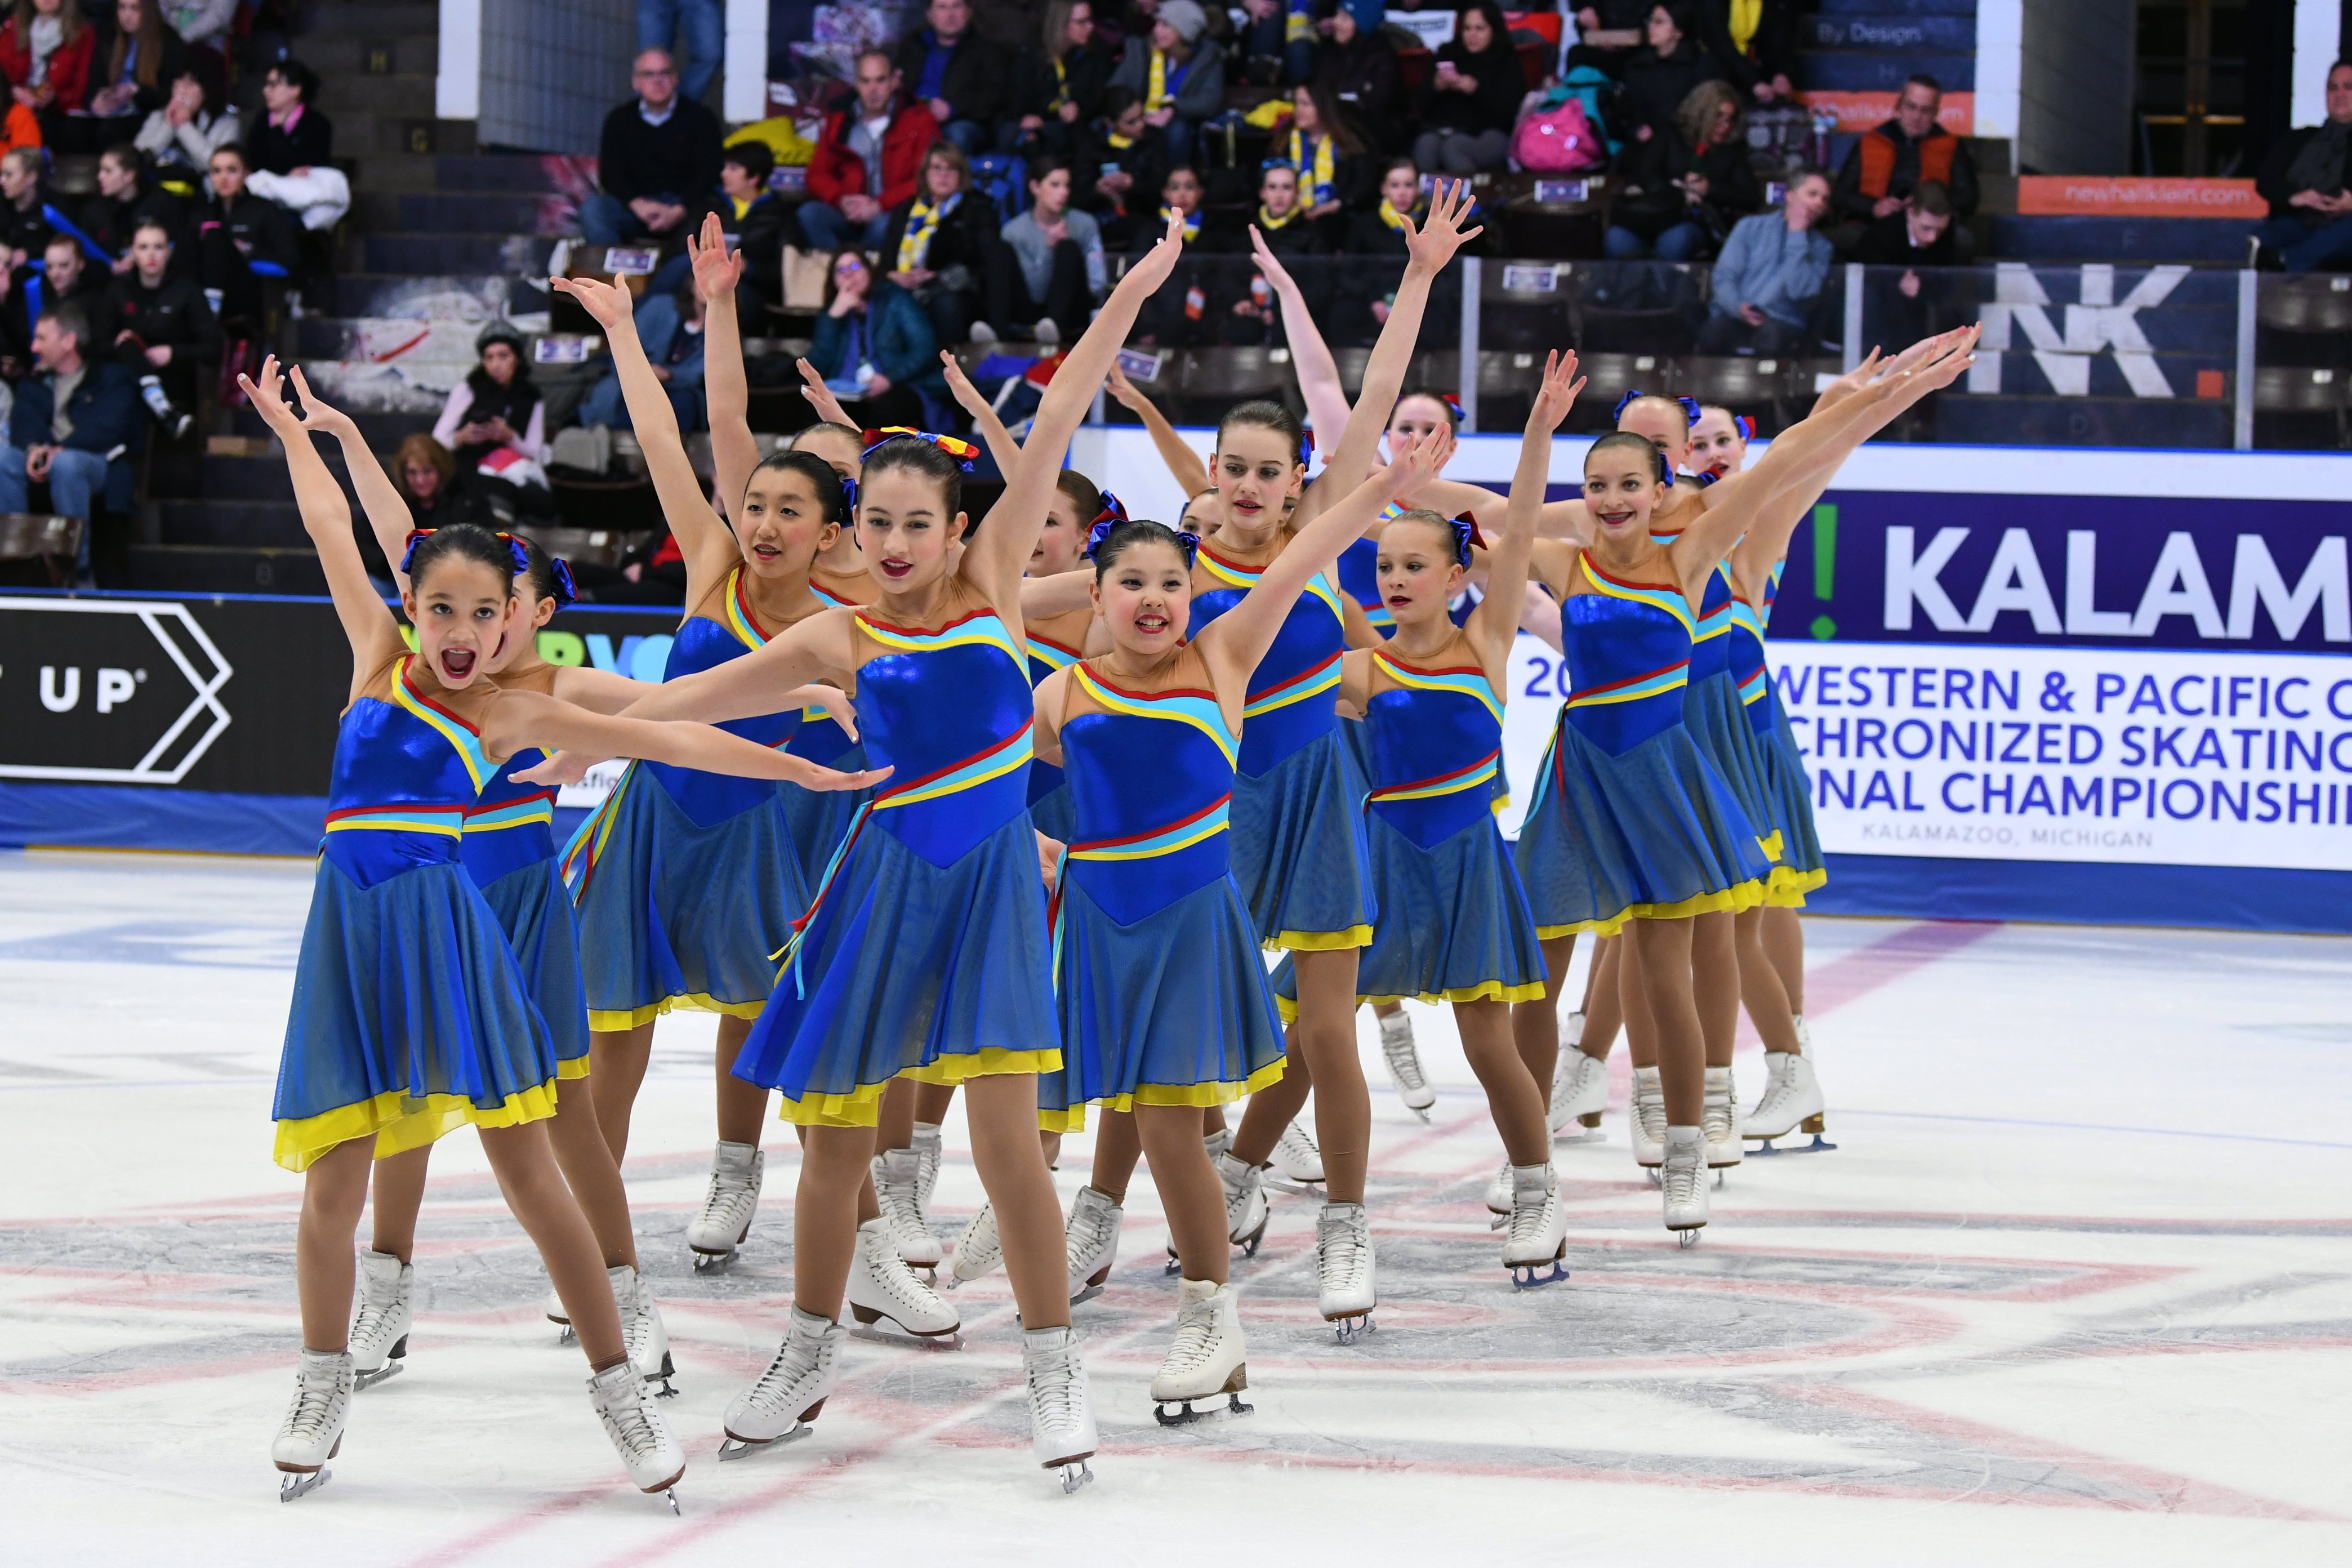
[1071,664,1239,767]
[1370,650,1503,726]
[1577,555,1696,632]
[389,658,494,792]
[855,608,1028,670]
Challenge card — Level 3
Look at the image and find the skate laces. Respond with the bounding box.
[699,1166,758,1235]
[1318,1213,1367,1281]
[1507,1183,1555,1246]
[1070,1195,1116,1260]
[1279,1124,1319,1161]
[596,1372,663,1462]
[1662,1146,1704,1207]
[749,1328,831,1411]
[1026,1337,1085,1427]
[877,1163,928,1242]
[1163,1295,1219,1374]
[867,1231,936,1308]
[1380,1030,1427,1092]
[282,1365,342,1442]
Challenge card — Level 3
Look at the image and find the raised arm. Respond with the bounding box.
[1296,180,1480,525]
[1199,436,1438,684]
[1478,352,1581,671]
[289,367,418,598]
[1249,225,1352,443]
[485,688,888,790]
[1105,361,1208,497]
[607,605,861,726]
[245,357,405,685]
[962,212,1190,603]
[689,213,761,523]
[941,349,1024,476]
[553,273,741,600]
[794,357,857,431]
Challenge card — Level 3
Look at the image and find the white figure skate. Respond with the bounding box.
[1315,1202,1377,1342]
[948,1200,1001,1288]
[847,1217,961,1347]
[685,1140,763,1269]
[1022,1324,1098,1493]
[349,1250,411,1391]
[1152,1279,1250,1423]
[1378,1009,1436,1121]
[719,1306,840,1459]
[587,1360,685,1510]
[271,1348,352,1500]
[1501,1163,1569,1286]
[1702,1065,1743,1174]
[1660,1125,1709,1244]
[1065,1186,1123,1304]
[873,1147,943,1272]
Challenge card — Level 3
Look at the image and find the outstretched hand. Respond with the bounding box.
[1403,179,1483,274]
[1246,224,1299,296]
[1128,208,1190,293]
[1525,349,1586,436]
[513,749,600,787]
[1104,362,1152,412]
[783,756,893,792]
[687,211,744,302]
[795,358,854,429]
[1377,426,1447,505]
[285,364,359,438]
[550,273,635,332]
[238,354,303,434]
[939,349,990,418]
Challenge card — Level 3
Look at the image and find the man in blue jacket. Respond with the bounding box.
[1699,169,1833,355]
[0,304,142,582]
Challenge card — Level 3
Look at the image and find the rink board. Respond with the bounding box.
[2,444,2349,929]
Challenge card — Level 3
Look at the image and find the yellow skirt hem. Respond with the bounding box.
[1038,1058,1289,1133]
[1263,924,1374,954]
[1763,865,1828,908]
[273,1079,562,1173]
[776,1048,1063,1129]
[1534,877,1766,941]
[587,990,768,1032]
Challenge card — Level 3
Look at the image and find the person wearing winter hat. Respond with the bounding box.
[1110,0,1224,165]
[431,320,553,494]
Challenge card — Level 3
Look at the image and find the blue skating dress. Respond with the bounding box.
[1276,636,1547,1019]
[1657,520,1783,870]
[1037,651,1287,1132]
[1729,563,1826,906]
[273,656,558,1172]
[1189,541,1375,951]
[779,573,875,885]
[462,741,590,1073]
[733,588,1060,1126]
[1511,553,1770,937]
[1022,614,1086,842]
[563,565,809,1031]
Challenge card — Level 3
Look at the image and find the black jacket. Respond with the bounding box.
[2256,123,2350,222]
[894,29,1010,123]
[1852,208,1957,267]
[1313,35,1402,144]
[1074,119,1169,239]
[1415,41,1526,137]
[1692,0,1801,92]
[82,184,195,269]
[109,268,221,362]
[0,266,116,373]
[879,188,995,288]
[723,190,796,310]
[596,97,724,208]
[1609,123,1761,242]
[198,191,301,280]
[1616,40,1722,141]
[0,190,53,260]
[1014,41,1118,123]
[248,108,333,175]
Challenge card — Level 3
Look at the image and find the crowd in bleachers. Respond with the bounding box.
[0,0,339,579]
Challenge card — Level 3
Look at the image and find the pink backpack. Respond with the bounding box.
[1512,97,1605,173]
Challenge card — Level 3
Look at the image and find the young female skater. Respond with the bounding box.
[532,215,1188,1490]
[253,358,870,1505]
[1277,354,1583,1282]
[1034,442,1432,1414]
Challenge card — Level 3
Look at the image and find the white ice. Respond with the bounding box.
[2,848,2350,1564]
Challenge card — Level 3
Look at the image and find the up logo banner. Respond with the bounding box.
[0,597,237,783]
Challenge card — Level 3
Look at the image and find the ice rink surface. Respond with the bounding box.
[3,848,2350,1565]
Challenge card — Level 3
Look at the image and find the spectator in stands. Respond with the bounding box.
[987,153,1104,341]
[133,67,235,200]
[895,0,1006,158]
[87,0,185,129]
[576,283,707,433]
[1,0,93,145]
[1110,0,1223,167]
[159,0,232,55]
[1691,0,1796,103]
[1313,5,1400,153]
[1618,3,1723,143]
[1014,0,1117,158]
[108,216,212,436]
[1605,78,1758,260]
[1699,167,1830,354]
[718,140,792,318]
[1284,80,1373,239]
[0,304,139,581]
[1334,156,1421,342]
[801,48,933,255]
[881,140,992,350]
[391,433,496,529]
[1566,1,1650,81]
[0,145,56,268]
[1413,0,1524,176]
[1853,176,1955,270]
[639,0,724,103]
[807,248,939,429]
[87,144,191,274]
[197,144,296,326]
[1830,74,1977,239]
[1076,85,1168,250]
[1231,0,1312,89]
[1343,154,1422,254]
[2252,59,2352,274]
[582,50,723,250]
[242,59,349,233]
[1215,161,1330,344]
[1126,162,1206,345]
[1,230,111,378]
[433,321,551,495]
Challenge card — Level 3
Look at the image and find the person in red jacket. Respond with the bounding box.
[801,48,937,254]
[1,0,94,139]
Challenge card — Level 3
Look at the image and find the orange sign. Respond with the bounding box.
[2016,176,2265,218]
[1799,91,1974,137]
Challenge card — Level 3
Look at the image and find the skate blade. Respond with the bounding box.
[1232,1219,1268,1259]
[1672,1226,1703,1248]
[556,1324,578,1346]
[664,1487,680,1516]
[1552,1125,1607,1144]
[277,1467,330,1501]
[1404,1104,1433,1124]
[716,1423,815,1461]
[1068,1283,1106,1307]
[690,1248,740,1273]
[643,1355,679,1398]
[1054,1460,1094,1495]
[352,1360,405,1392]
[1154,1392,1253,1426]
[1263,1177,1324,1197]
[1510,1260,1570,1288]
[848,1323,965,1352]
[1326,1312,1377,1344]
[1162,1253,1182,1277]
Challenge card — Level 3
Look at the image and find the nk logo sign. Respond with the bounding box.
[1773,493,2350,652]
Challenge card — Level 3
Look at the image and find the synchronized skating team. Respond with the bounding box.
[252,186,1977,1507]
